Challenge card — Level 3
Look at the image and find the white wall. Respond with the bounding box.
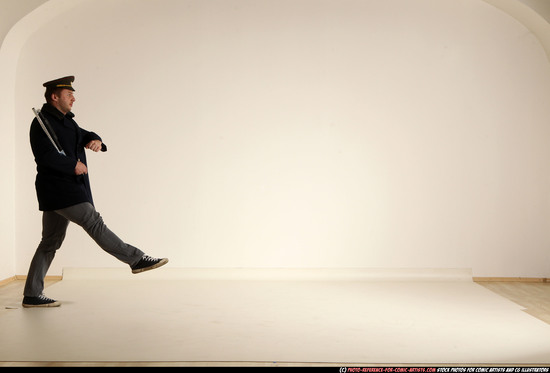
[0,0,52,281]
[0,0,47,49]
[9,0,550,278]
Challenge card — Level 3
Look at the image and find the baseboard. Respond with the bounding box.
[60,267,475,282]
[15,275,63,281]
[3,273,548,284]
[473,277,550,283]
[0,275,63,286]
[0,276,17,286]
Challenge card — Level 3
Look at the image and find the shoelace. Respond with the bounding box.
[38,294,53,301]
[141,255,157,262]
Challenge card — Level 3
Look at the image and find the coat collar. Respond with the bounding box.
[41,103,75,120]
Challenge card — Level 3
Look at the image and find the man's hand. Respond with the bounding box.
[85,140,102,152]
[75,161,88,175]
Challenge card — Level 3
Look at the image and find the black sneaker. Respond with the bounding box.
[131,255,169,274]
[22,294,61,308]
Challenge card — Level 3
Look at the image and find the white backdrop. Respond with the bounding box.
[11,0,550,277]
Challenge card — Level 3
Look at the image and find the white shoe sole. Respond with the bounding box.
[22,301,61,308]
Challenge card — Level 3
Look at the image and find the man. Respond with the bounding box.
[23,76,168,308]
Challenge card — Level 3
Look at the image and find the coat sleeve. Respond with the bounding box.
[79,128,108,152]
[30,119,77,175]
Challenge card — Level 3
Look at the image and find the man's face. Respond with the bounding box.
[52,89,75,114]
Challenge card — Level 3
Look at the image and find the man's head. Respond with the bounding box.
[43,76,76,114]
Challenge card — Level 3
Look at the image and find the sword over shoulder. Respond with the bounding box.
[32,108,66,156]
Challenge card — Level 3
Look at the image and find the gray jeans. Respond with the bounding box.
[24,202,144,297]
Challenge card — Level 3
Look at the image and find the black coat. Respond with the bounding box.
[30,103,107,211]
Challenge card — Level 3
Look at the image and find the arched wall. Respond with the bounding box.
[3,0,550,280]
[485,0,550,61]
[0,0,85,280]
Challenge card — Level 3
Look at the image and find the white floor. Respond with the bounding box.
[2,268,550,365]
